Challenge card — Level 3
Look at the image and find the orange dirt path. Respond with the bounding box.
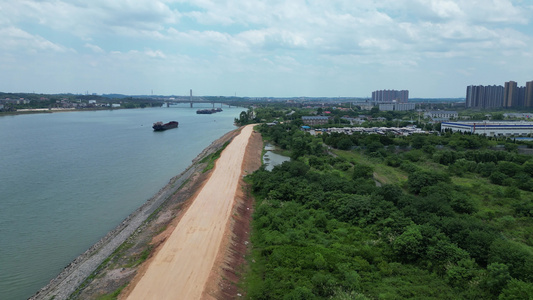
[126,125,255,300]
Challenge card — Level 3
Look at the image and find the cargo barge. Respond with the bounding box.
[196,108,223,114]
[152,121,179,131]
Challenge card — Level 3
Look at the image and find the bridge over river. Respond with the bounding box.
[163,100,232,108]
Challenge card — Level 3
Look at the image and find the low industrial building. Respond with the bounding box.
[341,117,366,125]
[441,121,533,137]
[379,102,416,111]
[504,113,533,120]
[302,116,330,125]
[424,111,458,121]
[326,126,425,136]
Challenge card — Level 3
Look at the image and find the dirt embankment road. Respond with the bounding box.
[125,124,256,300]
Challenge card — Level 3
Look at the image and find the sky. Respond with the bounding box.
[0,0,532,98]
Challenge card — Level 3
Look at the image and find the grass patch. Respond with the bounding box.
[155,224,168,235]
[200,141,230,173]
[373,163,408,185]
[69,238,137,298]
[333,149,408,185]
[95,283,128,300]
[450,174,533,247]
[176,178,190,193]
[145,206,163,223]
[125,245,153,268]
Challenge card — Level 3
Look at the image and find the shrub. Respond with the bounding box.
[352,164,373,180]
[499,278,533,300]
[407,170,450,194]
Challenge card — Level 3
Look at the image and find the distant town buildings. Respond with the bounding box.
[353,102,374,110]
[0,96,124,112]
[0,98,30,105]
[466,80,533,109]
[372,90,409,103]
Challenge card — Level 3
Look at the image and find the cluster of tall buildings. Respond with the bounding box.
[466,81,533,109]
[372,90,409,103]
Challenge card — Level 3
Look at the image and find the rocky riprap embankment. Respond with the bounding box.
[30,129,240,300]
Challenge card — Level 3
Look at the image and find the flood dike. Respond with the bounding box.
[29,129,241,300]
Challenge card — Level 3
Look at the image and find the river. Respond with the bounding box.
[0,105,242,300]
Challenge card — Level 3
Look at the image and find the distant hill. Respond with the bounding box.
[410,98,465,102]
[101,94,130,99]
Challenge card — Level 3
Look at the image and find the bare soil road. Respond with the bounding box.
[125,124,257,300]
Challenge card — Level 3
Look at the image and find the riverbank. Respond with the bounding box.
[0,107,122,116]
[30,127,246,300]
[123,124,260,299]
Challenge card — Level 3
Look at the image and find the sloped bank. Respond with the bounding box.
[30,129,242,300]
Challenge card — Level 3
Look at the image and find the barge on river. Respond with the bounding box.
[153,121,179,131]
[196,108,223,114]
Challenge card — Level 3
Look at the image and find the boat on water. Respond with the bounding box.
[196,109,213,114]
[196,108,223,114]
[152,121,179,131]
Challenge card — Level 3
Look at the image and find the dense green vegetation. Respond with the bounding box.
[244,123,533,299]
[234,106,429,129]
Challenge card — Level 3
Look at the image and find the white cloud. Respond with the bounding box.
[461,0,529,24]
[430,0,464,19]
[358,38,393,51]
[84,43,104,53]
[145,49,167,59]
[0,27,69,53]
[0,0,532,97]
[0,0,180,38]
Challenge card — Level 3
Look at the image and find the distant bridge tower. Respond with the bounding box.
[190,89,193,108]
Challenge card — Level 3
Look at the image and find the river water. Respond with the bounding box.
[0,105,242,300]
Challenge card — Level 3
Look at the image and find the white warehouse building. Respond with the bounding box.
[379,102,416,111]
[441,121,533,137]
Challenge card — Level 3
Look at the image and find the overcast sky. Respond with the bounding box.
[0,0,532,98]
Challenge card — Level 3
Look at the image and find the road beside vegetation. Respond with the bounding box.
[124,125,257,300]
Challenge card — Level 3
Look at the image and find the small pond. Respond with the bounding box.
[263,143,290,171]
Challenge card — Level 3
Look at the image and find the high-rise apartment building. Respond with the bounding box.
[466,85,504,109]
[466,80,532,109]
[504,81,518,108]
[517,86,527,107]
[372,90,409,103]
[526,81,533,107]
